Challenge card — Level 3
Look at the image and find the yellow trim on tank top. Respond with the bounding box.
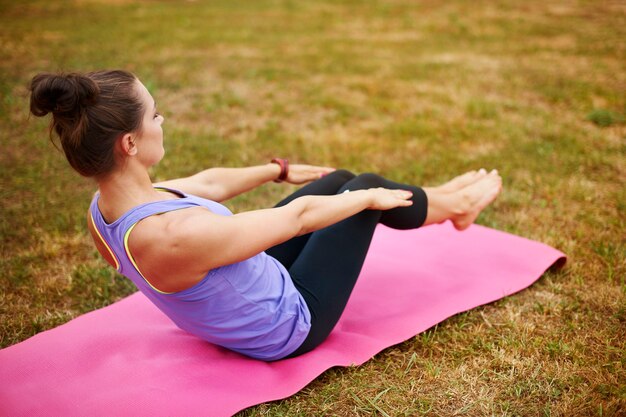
[90,211,120,271]
[153,186,184,197]
[123,222,175,295]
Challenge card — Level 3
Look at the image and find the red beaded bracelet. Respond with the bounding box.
[270,158,289,183]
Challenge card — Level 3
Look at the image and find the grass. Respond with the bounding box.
[1,0,625,415]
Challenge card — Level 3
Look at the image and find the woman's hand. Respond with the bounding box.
[365,188,414,210]
[285,164,336,185]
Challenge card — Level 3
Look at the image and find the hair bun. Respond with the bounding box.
[30,72,99,117]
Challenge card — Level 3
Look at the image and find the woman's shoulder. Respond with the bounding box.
[125,206,224,293]
[128,204,216,252]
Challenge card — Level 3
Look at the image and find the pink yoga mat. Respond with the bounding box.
[0,222,565,417]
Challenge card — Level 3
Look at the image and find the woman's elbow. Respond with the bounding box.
[282,198,310,236]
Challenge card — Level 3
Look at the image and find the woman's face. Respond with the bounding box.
[133,80,165,167]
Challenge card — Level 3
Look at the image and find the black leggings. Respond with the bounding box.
[265,170,428,358]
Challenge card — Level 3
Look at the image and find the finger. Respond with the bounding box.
[394,189,413,199]
[319,169,336,178]
[397,198,413,206]
[318,167,336,176]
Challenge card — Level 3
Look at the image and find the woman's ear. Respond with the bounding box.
[119,133,138,156]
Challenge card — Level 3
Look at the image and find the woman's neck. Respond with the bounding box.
[95,164,164,223]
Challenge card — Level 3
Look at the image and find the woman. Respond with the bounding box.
[29,70,502,361]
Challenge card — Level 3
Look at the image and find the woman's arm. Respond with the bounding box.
[129,187,413,292]
[155,163,335,202]
[155,164,280,201]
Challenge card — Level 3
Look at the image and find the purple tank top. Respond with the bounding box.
[89,187,311,361]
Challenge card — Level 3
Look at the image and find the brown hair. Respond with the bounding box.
[29,70,144,178]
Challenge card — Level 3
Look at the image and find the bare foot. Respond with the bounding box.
[451,170,502,230]
[429,169,487,194]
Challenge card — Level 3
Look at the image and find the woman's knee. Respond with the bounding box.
[330,169,356,182]
[342,172,386,191]
[310,169,356,191]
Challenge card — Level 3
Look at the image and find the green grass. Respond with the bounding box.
[1,0,625,415]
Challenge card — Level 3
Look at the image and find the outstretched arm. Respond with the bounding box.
[155,163,335,201]
[129,187,414,292]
